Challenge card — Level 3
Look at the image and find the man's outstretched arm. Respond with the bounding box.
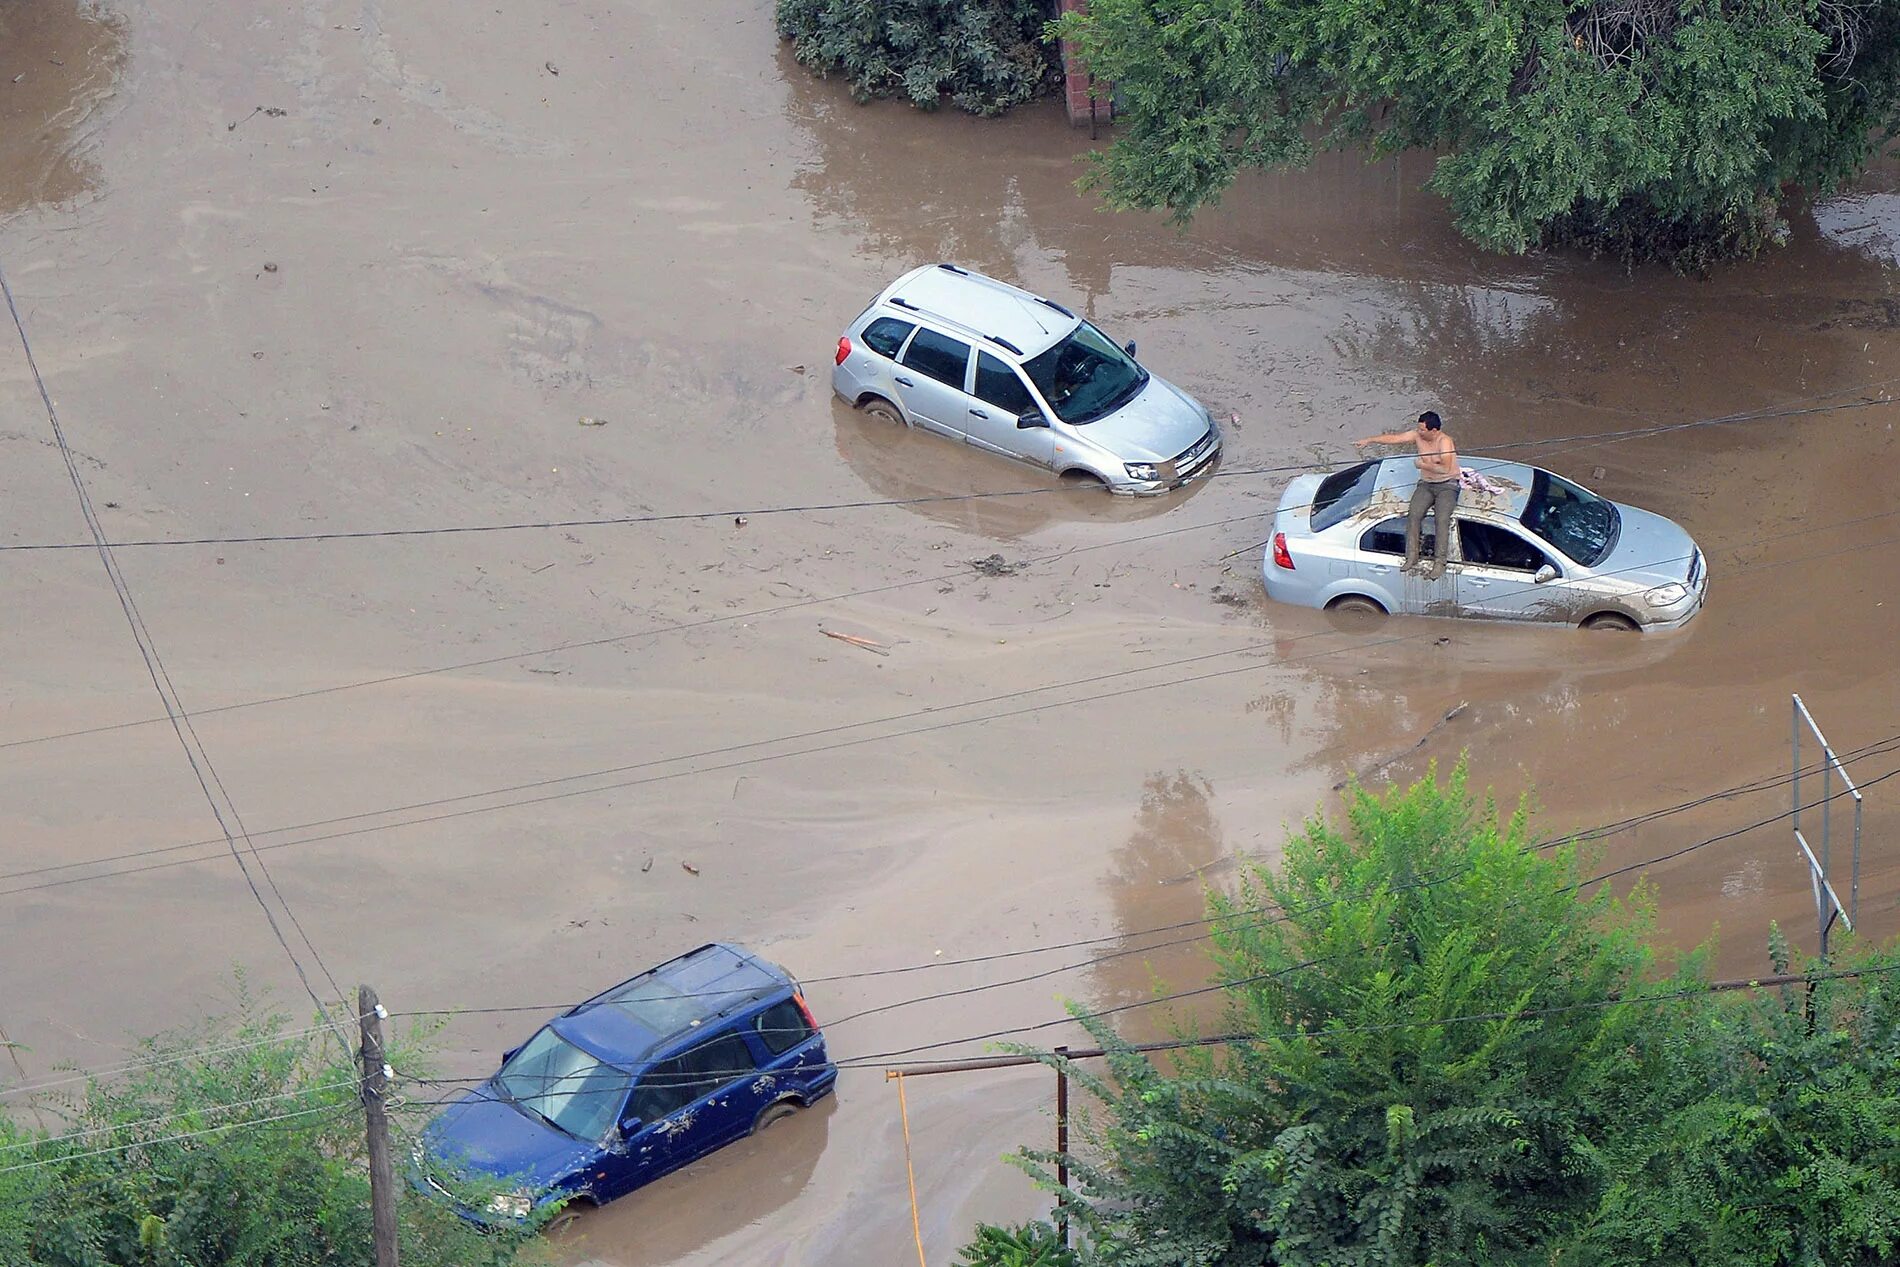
[1355,431,1415,448]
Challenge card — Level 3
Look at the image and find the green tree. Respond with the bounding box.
[0,984,540,1267]
[777,0,1061,115]
[1060,0,1900,267]
[974,768,1900,1265]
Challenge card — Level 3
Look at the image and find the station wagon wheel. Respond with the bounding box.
[858,397,905,427]
[751,1099,802,1135]
[1059,469,1108,492]
[1581,612,1639,633]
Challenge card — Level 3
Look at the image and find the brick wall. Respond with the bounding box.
[1057,0,1110,128]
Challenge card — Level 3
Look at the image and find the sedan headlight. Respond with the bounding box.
[1644,582,1688,607]
[1124,462,1160,481]
[486,1190,534,1220]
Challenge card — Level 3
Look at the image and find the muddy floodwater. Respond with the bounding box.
[1,0,1895,1261]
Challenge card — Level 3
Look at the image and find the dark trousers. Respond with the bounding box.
[1406,479,1458,571]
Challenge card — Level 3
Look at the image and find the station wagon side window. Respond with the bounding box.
[973,352,1036,415]
[902,328,973,390]
[753,999,814,1057]
[861,317,914,359]
[1458,520,1550,573]
[628,1034,757,1124]
[1360,516,1434,557]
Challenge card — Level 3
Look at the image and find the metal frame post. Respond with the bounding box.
[1791,694,1861,963]
[1055,1044,1070,1248]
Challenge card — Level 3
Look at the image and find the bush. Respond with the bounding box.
[0,983,537,1267]
[970,767,1900,1265]
[958,1220,1082,1265]
[1058,0,1900,268]
[777,0,1061,115]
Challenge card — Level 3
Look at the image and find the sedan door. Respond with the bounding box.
[1354,516,1445,615]
[1454,519,1565,621]
[963,351,1058,468]
[892,327,973,440]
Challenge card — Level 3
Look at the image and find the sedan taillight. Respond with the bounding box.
[1271,532,1294,570]
[834,336,852,366]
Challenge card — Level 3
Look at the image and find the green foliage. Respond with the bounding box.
[776,0,1061,115]
[1059,0,1900,267]
[967,766,1900,1265]
[0,983,539,1267]
[959,1219,1083,1265]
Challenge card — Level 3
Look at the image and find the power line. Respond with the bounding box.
[5,509,1887,901]
[0,1013,369,1101]
[0,386,1889,553]
[0,260,349,1056]
[384,757,1893,1036]
[0,1078,359,1155]
[0,1102,353,1177]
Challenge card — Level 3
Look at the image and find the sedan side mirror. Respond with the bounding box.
[1123,340,1137,357]
[1017,409,1049,430]
[1533,564,1558,584]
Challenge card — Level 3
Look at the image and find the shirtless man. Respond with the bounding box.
[1355,411,1459,579]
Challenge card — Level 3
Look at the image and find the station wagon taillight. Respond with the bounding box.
[1272,532,1294,570]
[835,336,852,366]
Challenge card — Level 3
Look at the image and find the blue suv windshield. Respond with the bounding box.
[1521,469,1620,565]
[494,1028,626,1141]
[1021,321,1147,424]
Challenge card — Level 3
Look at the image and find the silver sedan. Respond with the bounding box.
[1261,458,1708,631]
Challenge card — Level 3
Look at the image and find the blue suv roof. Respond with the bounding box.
[552,943,791,1069]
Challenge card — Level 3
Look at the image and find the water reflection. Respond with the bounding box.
[829,395,1211,539]
[567,1091,836,1265]
[0,0,124,217]
[1092,772,1227,1024]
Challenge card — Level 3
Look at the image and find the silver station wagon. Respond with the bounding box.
[832,264,1221,494]
[1262,457,1708,631]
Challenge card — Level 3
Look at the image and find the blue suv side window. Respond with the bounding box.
[753,999,813,1057]
[862,317,913,359]
[629,1033,756,1123]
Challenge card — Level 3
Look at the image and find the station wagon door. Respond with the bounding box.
[964,352,1057,468]
[893,328,973,440]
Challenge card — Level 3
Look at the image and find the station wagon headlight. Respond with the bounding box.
[1124,462,1160,481]
[486,1190,534,1220]
[1644,582,1688,607]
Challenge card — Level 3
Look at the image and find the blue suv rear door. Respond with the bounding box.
[606,1030,765,1199]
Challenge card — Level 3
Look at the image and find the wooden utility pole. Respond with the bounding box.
[358,985,400,1267]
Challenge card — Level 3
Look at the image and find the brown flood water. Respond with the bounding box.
[0,1,1893,1262]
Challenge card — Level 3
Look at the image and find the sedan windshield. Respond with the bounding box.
[1521,469,1620,566]
[493,1028,627,1142]
[1021,322,1147,424]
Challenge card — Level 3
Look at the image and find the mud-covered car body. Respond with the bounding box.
[1262,457,1707,631]
[412,943,835,1226]
[832,263,1220,494]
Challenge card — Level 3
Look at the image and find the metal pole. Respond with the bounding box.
[358,986,400,1267]
[1054,1045,1070,1249]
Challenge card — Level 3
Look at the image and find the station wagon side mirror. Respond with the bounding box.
[1533,564,1558,584]
[1123,340,1137,357]
[1016,409,1048,430]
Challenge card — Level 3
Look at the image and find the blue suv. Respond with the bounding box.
[413,943,836,1226]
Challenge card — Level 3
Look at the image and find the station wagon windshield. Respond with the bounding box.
[1021,321,1148,424]
[493,1028,626,1142]
[1521,469,1620,565]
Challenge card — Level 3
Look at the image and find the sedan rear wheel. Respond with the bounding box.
[1326,594,1387,617]
[1581,612,1639,633]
